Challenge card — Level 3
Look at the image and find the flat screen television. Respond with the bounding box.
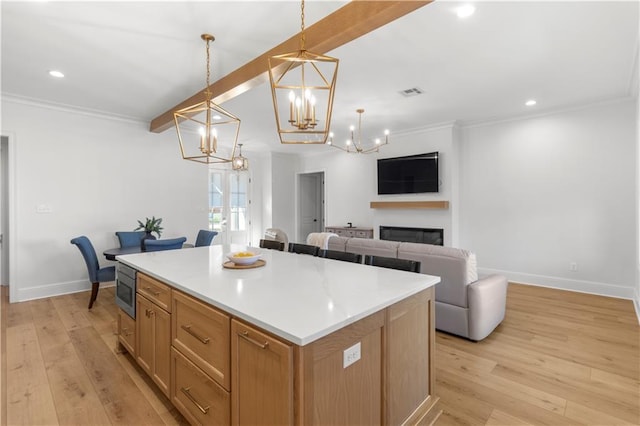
[377,152,439,194]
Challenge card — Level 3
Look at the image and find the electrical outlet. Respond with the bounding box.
[343,342,361,368]
[569,262,578,272]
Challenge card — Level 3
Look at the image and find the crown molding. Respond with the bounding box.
[461,96,634,130]
[392,120,459,138]
[1,93,148,126]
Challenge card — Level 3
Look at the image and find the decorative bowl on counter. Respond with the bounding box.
[227,251,262,265]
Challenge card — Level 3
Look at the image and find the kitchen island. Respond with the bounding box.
[116,244,440,425]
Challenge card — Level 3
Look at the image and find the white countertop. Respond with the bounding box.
[118,245,440,346]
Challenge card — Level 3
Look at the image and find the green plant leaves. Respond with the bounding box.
[134,216,163,237]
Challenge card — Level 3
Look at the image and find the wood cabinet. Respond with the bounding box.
[137,272,172,311]
[171,347,230,426]
[136,273,172,398]
[117,308,136,355]
[231,320,293,426]
[172,291,230,390]
[125,267,437,425]
[171,291,231,424]
[325,226,373,239]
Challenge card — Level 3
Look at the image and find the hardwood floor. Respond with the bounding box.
[435,283,640,425]
[3,287,187,426]
[1,283,638,425]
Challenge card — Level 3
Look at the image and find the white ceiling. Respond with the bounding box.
[2,1,638,155]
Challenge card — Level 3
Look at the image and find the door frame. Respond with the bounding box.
[1,133,17,301]
[208,167,252,246]
[296,170,326,244]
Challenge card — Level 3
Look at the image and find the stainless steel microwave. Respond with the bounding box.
[115,263,136,318]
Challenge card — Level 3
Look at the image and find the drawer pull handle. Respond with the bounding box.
[239,331,269,349]
[181,386,210,414]
[144,286,161,296]
[181,324,210,344]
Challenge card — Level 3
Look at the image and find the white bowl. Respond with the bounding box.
[227,251,261,265]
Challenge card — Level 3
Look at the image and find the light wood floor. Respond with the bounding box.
[435,284,640,425]
[1,283,638,425]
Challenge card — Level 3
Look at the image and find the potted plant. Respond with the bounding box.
[135,216,163,250]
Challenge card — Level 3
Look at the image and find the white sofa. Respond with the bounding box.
[327,236,508,341]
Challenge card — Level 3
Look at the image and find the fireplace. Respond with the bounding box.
[380,226,444,246]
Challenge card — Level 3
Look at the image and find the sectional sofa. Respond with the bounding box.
[327,236,508,341]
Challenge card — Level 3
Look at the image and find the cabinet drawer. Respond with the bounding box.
[171,347,230,426]
[355,230,370,238]
[137,273,172,312]
[172,291,230,390]
[117,308,136,355]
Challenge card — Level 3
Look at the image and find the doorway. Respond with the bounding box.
[208,169,251,245]
[297,172,325,243]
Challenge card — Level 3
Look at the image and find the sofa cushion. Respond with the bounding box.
[397,242,477,308]
[327,236,348,252]
[346,238,400,258]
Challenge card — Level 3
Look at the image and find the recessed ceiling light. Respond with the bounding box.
[48,70,64,78]
[525,99,537,106]
[456,4,476,19]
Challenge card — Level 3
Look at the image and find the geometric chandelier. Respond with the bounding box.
[268,0,339,145]
[232,143,249,171]
[174,34,241,164]
[327,109,389,154]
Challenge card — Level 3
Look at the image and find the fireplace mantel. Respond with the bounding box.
[370,201,449,209]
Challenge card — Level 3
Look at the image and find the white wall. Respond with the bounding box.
[299,100,636,300]
[271,152,298,243]
[300,125,459,245]
[2,99,208,302]
[461,99,636,298]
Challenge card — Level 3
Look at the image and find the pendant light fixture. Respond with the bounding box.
[328,109,389,154]
[232,144,249,171]
[268,0,339,145]
[174,34,241,164]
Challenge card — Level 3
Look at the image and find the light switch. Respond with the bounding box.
[36,204,53,213]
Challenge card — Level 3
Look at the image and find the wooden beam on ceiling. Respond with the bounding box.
[149,0,432,133]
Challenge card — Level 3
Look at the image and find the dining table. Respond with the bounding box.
[103,246,143,261]
[104,243,194,261]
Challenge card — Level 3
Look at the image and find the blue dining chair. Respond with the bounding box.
[195,230,218,247]
[115,231,146,248]
[70,236,116,309]
[144,237,187,252]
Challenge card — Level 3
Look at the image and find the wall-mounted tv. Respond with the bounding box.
[377,152,439,194]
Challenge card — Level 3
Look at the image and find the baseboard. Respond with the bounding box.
[478,268,636,300]
[15,280,115,303]
[634,287,640,325]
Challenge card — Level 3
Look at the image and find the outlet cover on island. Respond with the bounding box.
[343,342,361,368]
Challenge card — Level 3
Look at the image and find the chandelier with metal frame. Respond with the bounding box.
[327,109,389,154]
[268,0,339,145]
[174,34,241,164]
[232,144,249,171]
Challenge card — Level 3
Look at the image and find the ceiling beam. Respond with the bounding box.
[149,0,432,133]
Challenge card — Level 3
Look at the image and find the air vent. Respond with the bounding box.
[399,87,424,97]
